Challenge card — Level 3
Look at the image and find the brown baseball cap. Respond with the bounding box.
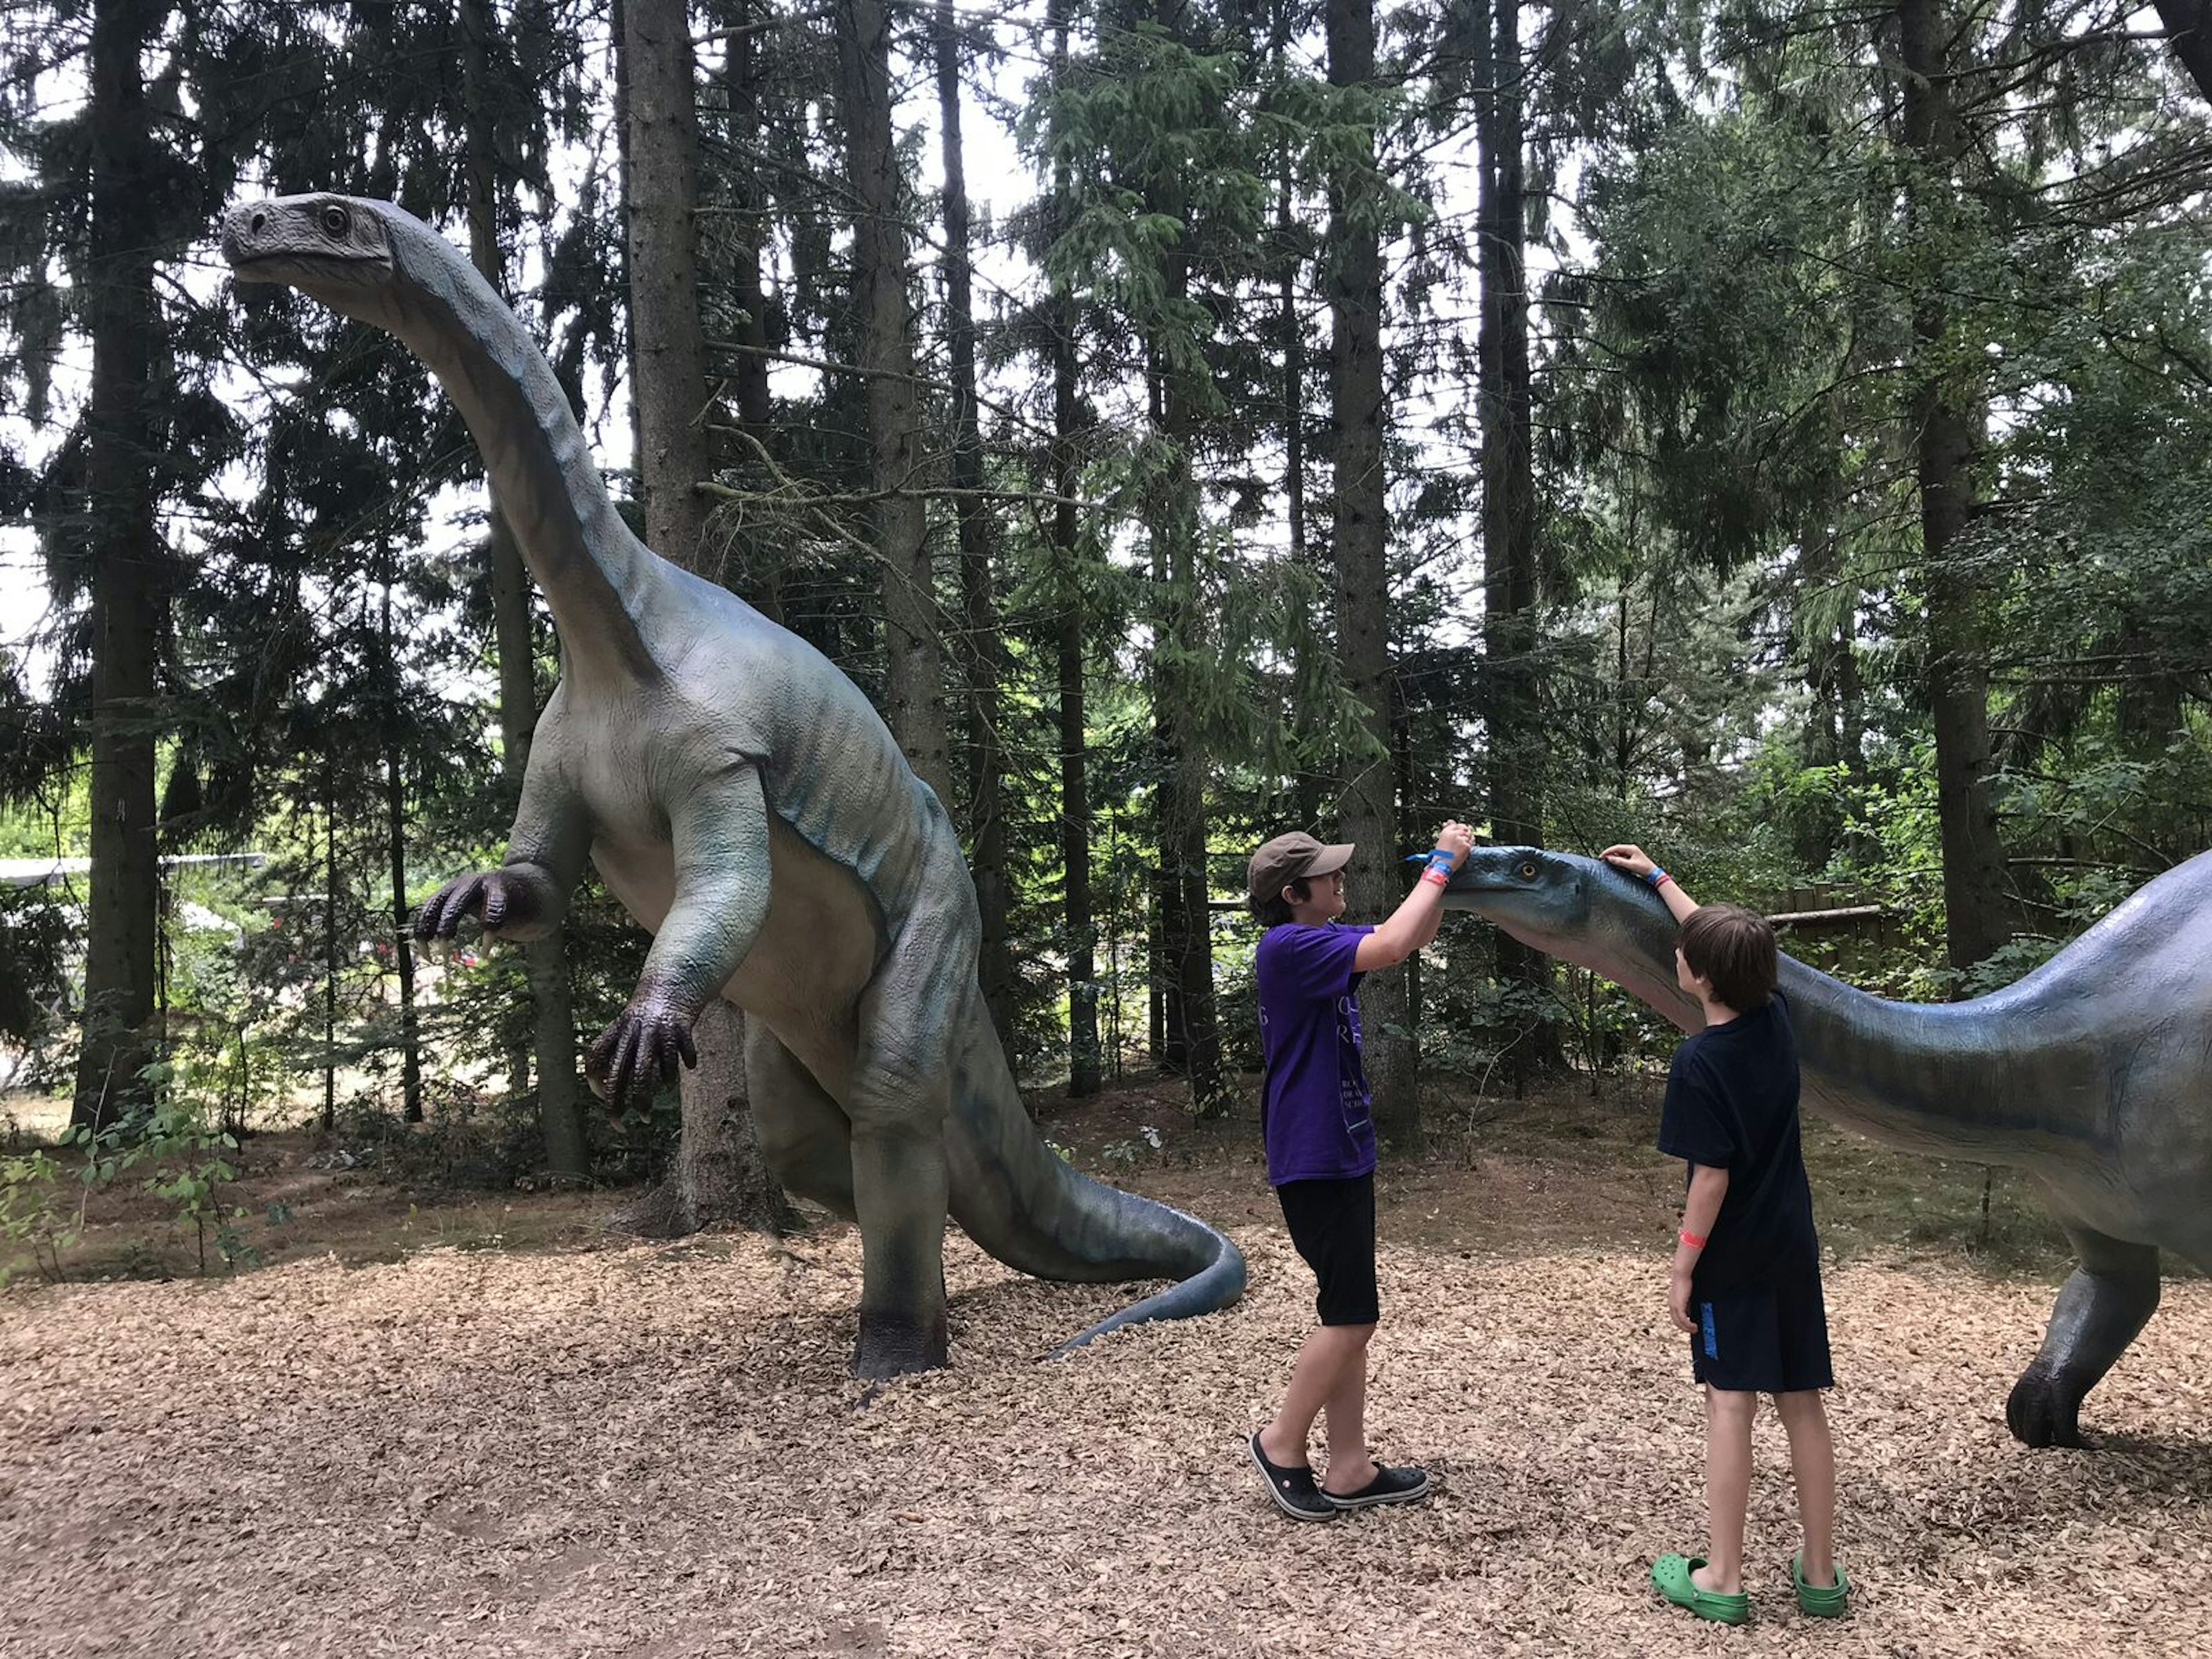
[1247,831,1357,905]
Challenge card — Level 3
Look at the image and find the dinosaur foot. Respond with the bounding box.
[853,1308,949,1378]
[2005,1362,2089,1449]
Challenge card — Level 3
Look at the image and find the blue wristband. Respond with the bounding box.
[1645,866,1668,887]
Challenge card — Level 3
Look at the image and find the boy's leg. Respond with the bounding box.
[1260,1324,1373,1468]
[1314,1169,1381,1488]
[1264,1174,1379,1470]
[1695,1386,1755,1597]
[1319,1328,1375,1490]
[1773,1389,1837,1587]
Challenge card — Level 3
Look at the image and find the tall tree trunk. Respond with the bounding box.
[1047,0,1100,1097]
[1612,583,1634,800]
[613,0,794,1237]
[463,0,587,1175]
[1274,0,1324,833]
[1145,165,1225,1115]
[1393,700,1422,1031]
[379,582,423,1122]
[625,0,712,569]
[1148,359,1181,1077]
[1476,0,1554,1081]
[70,0,166,1134]
[1836,614,1866,779]
[1327,0,1417,1149]
[1836,611,1877,862]
[1897,0,2012,974]
[834,0,954,809]
[322,750,339,1130]
[934,2,1016,1050]
[725,0,783,625]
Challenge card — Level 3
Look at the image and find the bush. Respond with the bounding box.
[0,884,69,1051]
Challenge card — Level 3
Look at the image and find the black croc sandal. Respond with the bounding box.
[1321,1463,1431,1509]
[1249,1433,1338,1522]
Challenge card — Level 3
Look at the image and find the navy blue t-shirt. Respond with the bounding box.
[1657,992,1818,1293]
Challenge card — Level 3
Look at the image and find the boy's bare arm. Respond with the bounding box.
[1669,1162,1730,1332]
[1354,820,1474,971]
[1599,842,1700,923]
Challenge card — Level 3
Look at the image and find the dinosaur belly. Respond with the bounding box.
[588,814,880,1099]
[723,816,880,1082]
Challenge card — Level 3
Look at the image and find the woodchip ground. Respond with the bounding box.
[4,1191,2208,1658]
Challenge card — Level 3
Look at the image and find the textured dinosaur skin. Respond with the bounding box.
[219,193,1245,1376]
[1443,846,2212,1446]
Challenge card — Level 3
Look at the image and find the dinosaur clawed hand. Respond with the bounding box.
[414,869,541,943]
[588,994,700,1115]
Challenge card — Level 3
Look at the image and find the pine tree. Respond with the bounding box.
[1324,0,1418,1145]
[833,0,954,809]
[613,0,791,1236]
[934,0,1016,1048]
[1031,0,1104,1096]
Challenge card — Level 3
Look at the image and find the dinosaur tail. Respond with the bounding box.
[943,1007,1248,1355]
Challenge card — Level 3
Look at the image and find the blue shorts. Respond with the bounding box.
[1690,1271,1834,1394]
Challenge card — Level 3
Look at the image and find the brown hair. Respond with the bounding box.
[1251,877,1313,928]
[1677,903,1778,1012]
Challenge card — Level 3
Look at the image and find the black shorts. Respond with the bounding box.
[1276,1173,1379,1327]
[1690,1268,1834,1394]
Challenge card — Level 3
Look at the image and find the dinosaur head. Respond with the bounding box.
[1441,845,1703,1032]
[220,193,493,357]
[221,194,397,303]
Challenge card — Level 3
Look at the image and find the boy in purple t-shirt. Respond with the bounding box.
[1243,821,1472,1521]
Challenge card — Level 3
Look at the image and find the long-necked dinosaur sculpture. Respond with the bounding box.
[219,193,1245,1376]
[1444,846,2211,1446]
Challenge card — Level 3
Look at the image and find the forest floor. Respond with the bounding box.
[2,1073,2207,1657]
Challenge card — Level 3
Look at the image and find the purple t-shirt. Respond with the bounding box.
[1255,922,1378,1185]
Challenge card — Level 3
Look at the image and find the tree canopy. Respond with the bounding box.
[3,0,2208,1169]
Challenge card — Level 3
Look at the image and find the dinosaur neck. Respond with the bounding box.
[342,246,661,687]
[1546,897,2067,1163]
[1766,960,2054,1160]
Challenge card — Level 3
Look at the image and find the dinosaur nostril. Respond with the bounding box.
[250,211,266,234]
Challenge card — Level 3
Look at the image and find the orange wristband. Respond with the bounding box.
[1678,1228,1707,1248]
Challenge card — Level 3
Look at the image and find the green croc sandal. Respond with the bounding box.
[1793,1554,1849,1618]
[1652,1553,1750,1626]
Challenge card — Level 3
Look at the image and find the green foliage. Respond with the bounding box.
[0,778,89,859]
[107,1097,252,1276]
[2,1093,251,1282]
[0,884,67,1051]
[1099,1123,1162,1169]
[6,0,2212,1158]
[0,1142,69,1283]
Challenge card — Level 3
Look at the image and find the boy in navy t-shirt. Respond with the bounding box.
[1600,844,1849,1624]
[1242,821,1471,1521]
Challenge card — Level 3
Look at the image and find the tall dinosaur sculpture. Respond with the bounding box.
[1443,845,2212,1446]
[219,193,1245,1376]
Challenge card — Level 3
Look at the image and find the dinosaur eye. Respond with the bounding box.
[320,203,350,236]
[1517,861,1539,881]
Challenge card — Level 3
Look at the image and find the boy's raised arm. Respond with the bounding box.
[1600,843,1701,925]
[1353,820,1475,971]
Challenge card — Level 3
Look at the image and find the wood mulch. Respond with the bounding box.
[3,1214,2208,1657]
